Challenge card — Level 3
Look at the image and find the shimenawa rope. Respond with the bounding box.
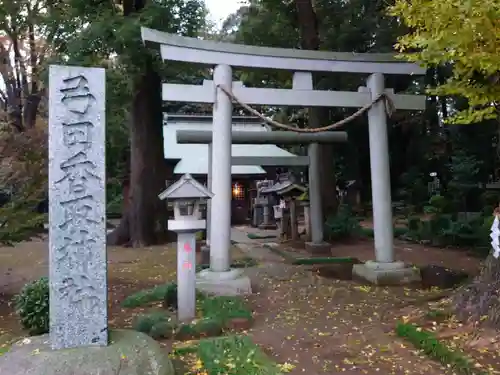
[216,84,395,133]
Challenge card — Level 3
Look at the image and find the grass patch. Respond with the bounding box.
[131,292,253,340]
[396,322,486,375]
[198,335,280,375]
[122,283,176,308]
[201,295,253,321]
[0,346,10,356]
[291,256,358,265]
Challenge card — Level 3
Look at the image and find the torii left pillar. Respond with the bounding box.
[196,64,252,296]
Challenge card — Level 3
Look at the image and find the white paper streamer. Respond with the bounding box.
[490,215,500,259]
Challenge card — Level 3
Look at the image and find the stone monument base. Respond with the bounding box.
[305,241,331,255]
[196,268,252,296]
[352,260,421,285]
[0,329,174,375]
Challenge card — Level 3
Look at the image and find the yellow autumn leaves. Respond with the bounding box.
[388,0,500,124]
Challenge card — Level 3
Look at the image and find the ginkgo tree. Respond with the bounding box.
[388,0,500,124]
[389,0,500,327]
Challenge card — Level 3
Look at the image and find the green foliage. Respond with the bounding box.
[14,277,49,335]
[405,213,491,252]
[176,318,223,339]
[122,282,177,308]
[396,323,486,375]
[423,195,448,215]
[324,204,362,240]
[388,0,500,124]
[132,294,252,339]
[198,335,280,375]
[201,296,253,323]
[133,311,176,339]
[397,169,429,211]
[0,128,48,245]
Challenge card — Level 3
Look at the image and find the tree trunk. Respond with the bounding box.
[294,0,338,218]
[106,0,173,247]
[453,254,500,328]
[107,58,170,247]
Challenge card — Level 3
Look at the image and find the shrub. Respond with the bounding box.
[122,283,176,308]
[133,311,172,335]
[0,127,48,245]
[324,204,362,240]
[14,277,49,335]
[423,194,449,215]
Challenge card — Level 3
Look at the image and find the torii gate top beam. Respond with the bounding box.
[141,27,425,76]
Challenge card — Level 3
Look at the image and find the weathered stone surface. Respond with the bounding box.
[305,241,331,255]
[0,330,175,375]
[48,65,107,350]
[352,261,421,285]
[196,269,252,296]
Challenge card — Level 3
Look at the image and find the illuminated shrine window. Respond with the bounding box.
[232,183,245,200]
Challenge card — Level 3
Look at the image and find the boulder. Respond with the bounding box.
[0,329,174,375]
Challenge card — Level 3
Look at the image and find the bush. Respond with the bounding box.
[122,282,176,308]
[14,277,49,335]
[133,311,173,335]
[0,128,48,245]
[324,204,362,240]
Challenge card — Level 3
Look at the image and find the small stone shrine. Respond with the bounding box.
[261,172,307,241]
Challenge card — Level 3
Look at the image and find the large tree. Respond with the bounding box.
[224,0,419,215]
[389,0,500,327]
[58,0,207,247]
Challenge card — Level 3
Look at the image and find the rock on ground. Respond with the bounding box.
[0,329,174,375]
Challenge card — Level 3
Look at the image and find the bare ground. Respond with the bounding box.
[1,233,498,374]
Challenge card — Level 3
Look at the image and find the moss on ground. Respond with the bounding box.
[396,322,486,375]
[129,285,253,340]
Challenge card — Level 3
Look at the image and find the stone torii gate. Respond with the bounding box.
[142,27,426,287]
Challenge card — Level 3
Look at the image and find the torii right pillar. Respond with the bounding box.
[352,73,421,285]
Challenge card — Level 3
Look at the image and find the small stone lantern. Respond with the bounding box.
[158,173,213,321]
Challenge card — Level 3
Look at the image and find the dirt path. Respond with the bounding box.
[0,231,492,374]
[0,238,248,336]
[240,263,452,375]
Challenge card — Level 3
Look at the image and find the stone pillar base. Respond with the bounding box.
[305,241,331,255]
[352,260,421,285]
[196,268,252,296]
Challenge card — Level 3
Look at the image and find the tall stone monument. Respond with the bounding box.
[48,65,107,349]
